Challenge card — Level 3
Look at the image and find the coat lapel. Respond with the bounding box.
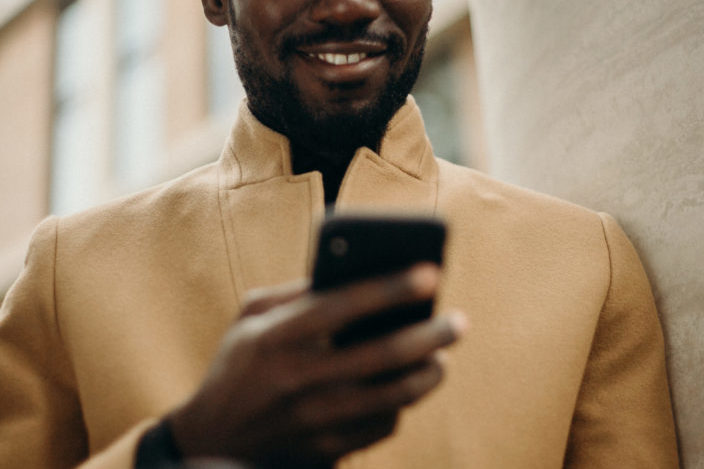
[220,174,325,296]
[336,148,437,214]
[217,103,326,301]
[336,96,438,215]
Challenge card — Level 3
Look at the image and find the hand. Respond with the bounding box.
[168,264,466,467]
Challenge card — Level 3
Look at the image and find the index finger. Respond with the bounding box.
[269,263,440,342]
[240,278,310,318]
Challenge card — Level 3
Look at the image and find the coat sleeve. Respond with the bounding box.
[0,216,88,467]
[564,213,679,468]
[0,217,155,468]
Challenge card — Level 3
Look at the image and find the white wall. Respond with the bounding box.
[469,1,703,466]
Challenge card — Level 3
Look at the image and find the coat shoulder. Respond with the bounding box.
[434,158,612,295]
[57,162,220,249]
[435,158,602,228]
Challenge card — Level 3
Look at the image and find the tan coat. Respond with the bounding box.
[0,98,678,468]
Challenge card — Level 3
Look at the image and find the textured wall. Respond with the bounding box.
[468,1,703,466]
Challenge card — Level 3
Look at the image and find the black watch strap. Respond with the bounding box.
[135,418,182,468]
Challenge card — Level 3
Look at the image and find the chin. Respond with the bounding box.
[318,99,379,120]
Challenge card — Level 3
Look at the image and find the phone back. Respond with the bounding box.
[312,215,446,346]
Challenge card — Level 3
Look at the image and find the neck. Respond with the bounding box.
[248,104,386,203]
[290,140,374,204]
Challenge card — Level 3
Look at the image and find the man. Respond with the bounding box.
[0,0,679,467]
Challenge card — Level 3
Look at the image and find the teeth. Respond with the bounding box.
[313,52,368,65]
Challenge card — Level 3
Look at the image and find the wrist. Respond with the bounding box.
[167,403,207,458]
[135,418,182,468]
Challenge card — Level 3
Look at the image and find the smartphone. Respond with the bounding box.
[312,215,446,347]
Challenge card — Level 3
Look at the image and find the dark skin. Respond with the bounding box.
[168,1,466,466]
[171,267,466,466]
[212,0,431,202]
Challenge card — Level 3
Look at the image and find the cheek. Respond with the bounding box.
[237,0,302,36]
[235,0,309,66]
[384,0,432,41]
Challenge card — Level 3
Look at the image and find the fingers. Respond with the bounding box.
[312,312,467,384]
[240,278,310,318]
[289,355,445,431]
[306,412,398,461]
[270,263,440,342]
[261,413,398,467]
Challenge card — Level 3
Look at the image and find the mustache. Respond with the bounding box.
[279,28,405,61]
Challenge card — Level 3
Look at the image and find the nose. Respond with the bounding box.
[310,0,381,28]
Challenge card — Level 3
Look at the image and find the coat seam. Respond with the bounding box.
[229,139,241,188]
[562,212,614,464]
[51,215,65,345]
[217,165,242,309]
[597,212,615,312]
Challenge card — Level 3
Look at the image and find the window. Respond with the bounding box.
[413,46,465,165]
[51,0,106,215]
[112,0,165,189]
[207,23,245,118]
[51,0,167,214]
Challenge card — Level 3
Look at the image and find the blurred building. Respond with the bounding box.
[0,0,484,299]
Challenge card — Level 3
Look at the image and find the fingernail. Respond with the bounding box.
[410,264,439,293]
[436,350,449,364]
[449,312,469,335]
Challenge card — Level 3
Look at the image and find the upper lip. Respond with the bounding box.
[296,40,387,56]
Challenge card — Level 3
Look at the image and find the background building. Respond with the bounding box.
[0,0,483,299]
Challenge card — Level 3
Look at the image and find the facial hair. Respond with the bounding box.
[228,13,428,161]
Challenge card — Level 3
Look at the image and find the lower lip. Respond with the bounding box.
[295,53,388,83]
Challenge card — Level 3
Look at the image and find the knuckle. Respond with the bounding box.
[298,356,325,387]
[394,379,421,405]
[418,360,444,392]
[241,288,268,311]
[291,399,318,428]
[395,363,442,405]
[239,318,276,356]
[376,413,398,439]
[223,317,261,352]
[381,340,409,369]
[296,294,329,328]
[386,274,414,303]
[274,363,305,396]
[427,358,445,386]
[239,315,266,337]
[257,325,280,352]
[307,292,331,315]
[313,434,344,459]
[337,392,365,420]
[327,387,360,420]
[380,422,396,439]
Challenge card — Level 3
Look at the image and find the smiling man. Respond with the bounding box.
[219,0,431,201]
[0,0,679,468]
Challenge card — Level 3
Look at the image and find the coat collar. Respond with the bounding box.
[217,95,438,192]
[215,96,439,298]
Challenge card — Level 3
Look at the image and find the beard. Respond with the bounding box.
[229,21,428,159]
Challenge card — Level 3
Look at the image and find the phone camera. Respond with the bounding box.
[329,237,349,257]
